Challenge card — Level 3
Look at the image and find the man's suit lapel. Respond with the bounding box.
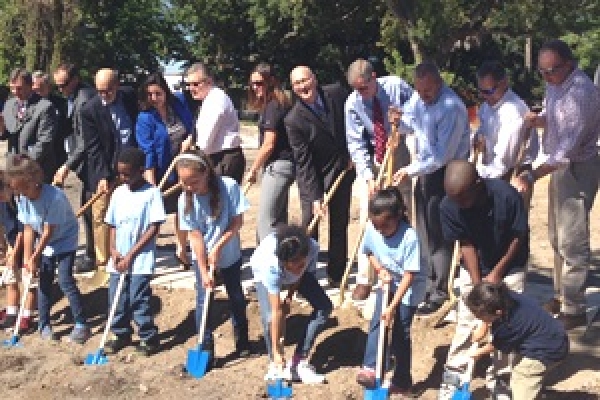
[321,87,338,136]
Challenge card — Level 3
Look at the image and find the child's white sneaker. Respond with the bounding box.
[291,359,326,384]
[264,362,292,381]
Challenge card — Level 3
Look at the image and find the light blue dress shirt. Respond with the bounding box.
[345,76,414,180]
[400,85,470,177]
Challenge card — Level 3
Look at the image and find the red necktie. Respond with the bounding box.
[373,97,387,163]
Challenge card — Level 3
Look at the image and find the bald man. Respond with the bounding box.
[284,66,355,287]
[76,68,138,273]
[440,160,529,394]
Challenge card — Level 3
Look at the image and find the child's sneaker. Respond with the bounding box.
[104,335,131,354]
[292,359,326,384]
[135,339,159,357]
[69,324,91,344]
[39,325,57,341]
[0,314,16,330]
[264,362,292,381]
[19,316,33,334]
[356,367,376,389]
[0,308,6,322]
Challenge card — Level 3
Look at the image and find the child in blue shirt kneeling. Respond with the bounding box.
[104,148,166,356]
[356,187,425,396]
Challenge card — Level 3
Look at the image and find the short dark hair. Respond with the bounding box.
[9,68,32,85]
[118,147,146,170]
[465,282,517,318]
[55,63,80,80]
[275,224,311,262]
[414,61,441,80]
[476,61,507,81]
[368,187,409,224]
[539,39,575,62]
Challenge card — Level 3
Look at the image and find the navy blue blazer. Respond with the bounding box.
[136,92,194,184]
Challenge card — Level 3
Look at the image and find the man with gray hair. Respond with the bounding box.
[1,68,58,183]
[182,63,245,182]
[393,62,471,316]
[345,58,414,300]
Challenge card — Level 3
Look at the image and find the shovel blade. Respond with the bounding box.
[451,383,472,400]
[186,346,211,379]
[266,379,293,399]
[84,350,108,365]
[364,379,388,400]
[2,335,21,348]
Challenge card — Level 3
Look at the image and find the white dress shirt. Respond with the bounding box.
[195,86,241,154]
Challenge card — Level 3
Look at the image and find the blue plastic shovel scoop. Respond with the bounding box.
[364,282,391,400]
[186,266,215,378]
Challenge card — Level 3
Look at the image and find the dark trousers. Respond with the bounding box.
[38,251,86,328]
[209,147,246,184]
[81,188,95,262]
[300,169,354,282]
[415,168,453,304]
[363,286,416,390]
[194,258,248,344]
[109,273,158,341]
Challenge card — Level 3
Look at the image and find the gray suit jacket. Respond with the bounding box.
[2,93,58,183]
[64,84,96,174]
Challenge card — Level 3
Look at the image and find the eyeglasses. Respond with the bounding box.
[538,64,566,76]
[187,78,208,87]
[291,76,311,86]
[478,84,499,96]
[250,80,265,87]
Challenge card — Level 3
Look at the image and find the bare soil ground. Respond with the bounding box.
[0,143,598,399]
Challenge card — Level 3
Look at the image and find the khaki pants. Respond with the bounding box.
[356,137,412,285]
[446,268,526,381]
[548,156,599,315]
[510,356,557,400]
[91,191,111,266]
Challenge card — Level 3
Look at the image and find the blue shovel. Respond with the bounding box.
[364,281,391,400]
[3,273,34,348]
[451,342,477,400]
[84,272,126,365]
[186,265,215,378]
[267,311,292,399]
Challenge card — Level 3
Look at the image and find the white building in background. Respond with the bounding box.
[164,72,185,92]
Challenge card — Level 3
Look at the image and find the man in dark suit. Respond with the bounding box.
[78,68,138,275]
[284,66,356,286]
[1,68,58,183]
[52,63,96,272]
[32,71,69,167]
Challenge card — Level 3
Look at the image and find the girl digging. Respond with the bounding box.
[356,188,425,396]
[6,154,89,343]
[176,149,251,363]
[0,174,35,333]
[250,224,330,384]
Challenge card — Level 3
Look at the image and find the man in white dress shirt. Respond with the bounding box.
[182,63,245,183]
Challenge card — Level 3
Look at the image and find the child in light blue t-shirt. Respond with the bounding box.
[104,148,166,356]
[176,149,250,364]
[6,154,88,344]
[250,225,330,384]
[356,187,425,396]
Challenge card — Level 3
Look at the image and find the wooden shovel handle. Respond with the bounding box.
[307,169,348,234]
[76,190,107,218]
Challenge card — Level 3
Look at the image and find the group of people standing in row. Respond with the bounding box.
[0,37,597,399]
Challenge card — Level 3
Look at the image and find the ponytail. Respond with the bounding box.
[275,225,310,263]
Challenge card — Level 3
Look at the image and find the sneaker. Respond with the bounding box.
[19,316,33,334]
[292,359,326,384]
[557,312,587,330]
[0,308,6,322]
[352,284,372,301]
[40,325,58,341]
[356,367,376,389]
[69,325,91,344]
[543,298,561,315]
[105,335,131,354]
[415,301,443,317]
[135,339,160,357]
[264,362,292,381]
[0,314,16,330]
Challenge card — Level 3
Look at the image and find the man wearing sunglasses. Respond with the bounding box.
[52,63,97,273]
[344,58,414,300]
[513,39,600,330]
[473,61,539,210]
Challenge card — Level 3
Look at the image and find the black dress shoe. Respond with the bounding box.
[74,258,96,273]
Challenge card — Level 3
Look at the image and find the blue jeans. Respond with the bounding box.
[38,251,86,329]
[194,258,248,343]
[363,286,416,390]
[256,271,332,359]
[109,273,158,341]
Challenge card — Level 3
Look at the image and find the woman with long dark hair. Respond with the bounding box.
[244,63,295,241]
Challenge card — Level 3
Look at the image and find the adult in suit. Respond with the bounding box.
[32,71,69,168]
[52,63,96,272]
[1,68,58,183]
[78,68,139,273]
[284,66,356,286]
